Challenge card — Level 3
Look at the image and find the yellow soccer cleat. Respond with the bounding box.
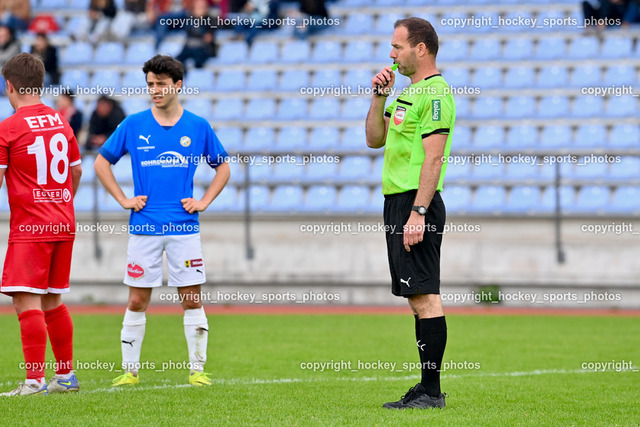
[112,372,139,387]
[188,371,212,386]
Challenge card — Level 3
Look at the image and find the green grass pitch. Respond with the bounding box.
[0,313,638,425]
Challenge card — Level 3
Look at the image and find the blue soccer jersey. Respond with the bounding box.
[99,109,228,235]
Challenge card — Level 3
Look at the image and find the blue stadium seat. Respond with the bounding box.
[246,98,276,121]
[540,186,575,214]
[311,41,341,63]
[506,125,538,148]
[308,127,340,151]
[472,125,505,148]
[373,13,405,35]
[438,12,466,34]
[343,69,371,90]
[445,162,471,181]
[125,42,155,65]
[535,37,565,59]
[341,98,369,120]
[275,126,306,152]
[157,39,185,57]
[214,127,243,150]
[121,99,150,115]
[247,186,270,212]
[600,36,632,58]
[373,0,405,6]
[454,97,470,118]
[208,186,240,212]
[343,41,373,62]
[194,162,214,184]
[374,41,392,62]
[279,70,309,91]
[271,157,304,182]
[502,38,533,60]
[247,69,277,91]
[472,163,503,180]
[539,125,572,148]
[535,10,567,31]
[303,160,338,183]
[605,96,637,117]
[277,98,307,120]
[570,65,601,87]
[573,124,606,148]
[212,98,243,121]
[335,185,370,212]
[453,125,472,148]
[266,185,304,212]
[608,124,639,148]
[216,41,249,64]
[442,186,471,214]
[215,70,245,92]
[90,70,120,91]
[302,185,337,212]
[570,186,609,214]
[437,40,468,61]
[443,67,469,87]
[183,98,212,120]
[281,40,311,63]
[604,65,635,85]
[504,96,536,119]
[343,13,374,35]
[504,67,534,89]
[470,39,501,60]
[537,96,570,119]
[573,157,608,179]
[502,11,533,32]
[340,127,367,152]
[93,42,125,64]
[572,96,603,118]
[609,157,640,181]
[185,69,215,92]
[61,70,90,89]
[471,96,502,118]
[61,42,93,65]
[567,36,599,59]
[471,67,502,89]
[470,186,506,214]
[505,186,541,213]
[121,70,146,89]
[505,163,538,180]
[609,187,640,214]
[242,127,274,152]
[312,70,341,87]
[337,156,371,182]
[248,41,279,63]
[537,66,568,88]
[309,98,339,120]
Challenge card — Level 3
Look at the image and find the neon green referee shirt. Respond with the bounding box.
[382,74,456,195]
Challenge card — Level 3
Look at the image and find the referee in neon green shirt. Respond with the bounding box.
[366,17,455,410]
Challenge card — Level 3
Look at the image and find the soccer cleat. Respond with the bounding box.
[48,373,80,393]
[188,371,212,386]
[112,372,139,387]
[0,382,48,396]
[383,383,446,409]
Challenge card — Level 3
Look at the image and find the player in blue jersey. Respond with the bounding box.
[94,55,230,387]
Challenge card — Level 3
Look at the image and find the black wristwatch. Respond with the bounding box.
[412,206,427,215]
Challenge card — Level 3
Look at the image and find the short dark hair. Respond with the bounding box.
[394,17,439,57]
[142,55,184,83]
[2,53,45,93]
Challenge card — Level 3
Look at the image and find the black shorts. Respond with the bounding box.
[383,190,446,297]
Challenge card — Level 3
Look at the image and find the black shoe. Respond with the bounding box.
[382,383,446,409]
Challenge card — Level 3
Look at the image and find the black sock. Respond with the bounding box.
[418,316,447,397]
[414,315,423,365]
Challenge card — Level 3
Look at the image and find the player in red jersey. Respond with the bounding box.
[0,53,82,396]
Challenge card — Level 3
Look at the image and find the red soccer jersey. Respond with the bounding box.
[0,104,81,242]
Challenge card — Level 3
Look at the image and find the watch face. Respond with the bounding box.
[419,206,427,215]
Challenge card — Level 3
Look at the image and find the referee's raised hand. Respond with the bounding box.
[372,66,396,97]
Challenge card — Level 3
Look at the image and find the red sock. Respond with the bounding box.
[18,310,47,380]
[44,304,74,375]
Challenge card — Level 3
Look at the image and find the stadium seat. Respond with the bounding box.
[472,125,505,148]
[570,186,610,214]
[374,41,393,63]
[470,39,501,60]
[471,67,502,89]
[609,156,640,181]
[437,40,468,61]
[302,185,337,213]
[537,96,570,119]
[343,13,374,35]
[608,124,639,148]
[570,65,601,87]
[125,42,155,65]
[335,185,370,212]
[303,159,338,183]
[504,67,534,89]
[121,70,146,89]
[505,186,541,213]
[215,70,245,92]
[536,66,568,88]
[340,127,367,152]
[567,36,599,59]
[214,127,243,151]
[573,157,608,180]
[471,96,502,118]
[247,163,271,184]
[540,186,575,213]
[343,41,373,62]
[374,13,405,35]
[248,41,279,63]
[605,96,637,117]
[216,41,249,64]
[609,186,640,214]
[247,69,278,91]
[277,98,308,120]
[506,125,538,148]
[446,162,471,181]
[183,99,212,120]
[601,36,632,58]
[246,99,276,121]
[337,156,371,182]
[271,157,304,182]
[469,186,506,214]
[504,96,536,119]
[266,185,304,212]
[279,70,309,91]
[505,162,538,180]
[472,163,503,180]
[208,186,240,212]
[308,127,340,151]
[341,98,370,120]
[573,124,607,148]
[61,70,90,89]
[90,70,121,91]
[441,186,471,214]
[535,10,567,31]
[242,127,275,152]
[311,69,341,87]
[311,41,342,63]
[157,39,185,57]
[280,40,311,63]
[309,98,339,120]
[212,98,243,121]
[121,99,150,115]
[535,37,565,59]
[93,42,125,64]
[454,96,470,118]
[443,67,469,87]
[502,38,533,60]
[604,65,635,85]
[247,186,270,212]
[452,125,472,148]
[185,69,215,92]
[275,126,306,152]
[343,69,371,91]
[539,125,572,148]
[438,12,466,34]
[571,96,603,118]
[61,42,93,65]
[502,11,533,32]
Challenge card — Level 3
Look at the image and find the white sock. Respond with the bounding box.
[25,378,45,386]
[121,309,146,375]
[184,308,208,373]
[56,371,74,380]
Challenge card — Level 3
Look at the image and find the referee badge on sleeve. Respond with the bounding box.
[393,106,406,126]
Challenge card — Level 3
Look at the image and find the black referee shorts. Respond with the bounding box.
[383,190,446,297]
